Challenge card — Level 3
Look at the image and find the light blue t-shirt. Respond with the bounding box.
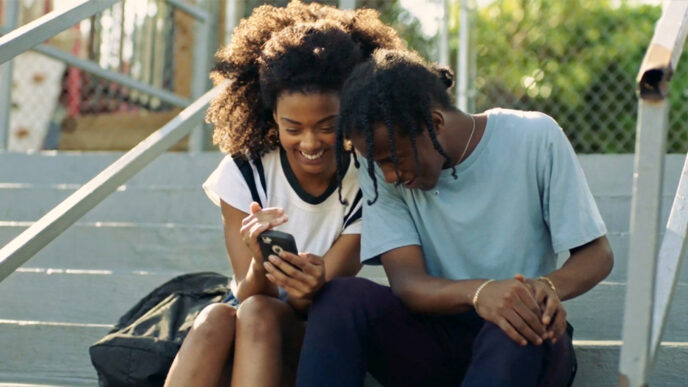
[359,108,607,280]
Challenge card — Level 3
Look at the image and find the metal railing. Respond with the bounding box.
[0,81,226,283]
[619,1,688,386]
[0,0,222,281]
[0,0,213,152]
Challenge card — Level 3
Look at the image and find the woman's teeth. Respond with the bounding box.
[300,150,324,160]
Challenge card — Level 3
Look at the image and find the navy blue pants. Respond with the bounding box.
[296,278,576,387]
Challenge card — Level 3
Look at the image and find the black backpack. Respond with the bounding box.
[89,272,230,387]
[88,157,264,386]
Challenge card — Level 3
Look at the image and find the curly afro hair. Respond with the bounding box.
[205,0,404,159]
[336,49,457,205]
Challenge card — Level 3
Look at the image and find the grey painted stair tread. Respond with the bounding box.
[1,320,686,387]
[0,322,107,385]
[2,223,687,284]
[2,152,686,192]
[0,152,223,186]
[2,268,688,341]
[0,187,220,224]
[564,282,688,341]
[2,184,667,232]
[578,154,684,195]
[3,152,688,385]
[0,222,228,272]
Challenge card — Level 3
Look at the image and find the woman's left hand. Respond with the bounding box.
[263,251,326,300]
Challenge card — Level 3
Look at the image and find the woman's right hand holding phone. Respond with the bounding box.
[263,251,326,301]
[239,202,288,264]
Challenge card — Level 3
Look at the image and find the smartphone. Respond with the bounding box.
[258,230,298,262]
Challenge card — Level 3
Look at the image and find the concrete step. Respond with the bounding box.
[0,152,223,186]
[2,182,672,232]
[579,154,684,196]
[2,266,688,341]
[0,185,220,224]
[1,319,685,387]
[0,222,228,272]
[2,152,684,191]
[3,222,688,284]
[0,321,108,386]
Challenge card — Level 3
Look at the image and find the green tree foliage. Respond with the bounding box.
[451,0,688,153]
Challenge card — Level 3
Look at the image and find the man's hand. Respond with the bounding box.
[263,251,326,301]
[515,274,567,343]
[473,278,547,346]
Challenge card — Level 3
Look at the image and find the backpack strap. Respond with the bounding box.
[254,157,267,195]
[233,156,267,207]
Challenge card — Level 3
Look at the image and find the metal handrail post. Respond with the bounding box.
[439,0,449,67]
[456,0,472,112]
[0,82,228,284]
[0,0,19,150]
[0,0,118,65]
[649,0,688,371]
[188,1,212,153]
[619,2,688,386]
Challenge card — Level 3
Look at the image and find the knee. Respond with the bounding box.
[315,277,383,306]
[475,322,545,359]
[309,277,390,321]
[236,295,289,339]
[188,303,236,344]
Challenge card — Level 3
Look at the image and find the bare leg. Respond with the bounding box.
[231,295,305,387]
[165,303,237,387]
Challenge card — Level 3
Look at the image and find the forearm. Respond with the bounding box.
[235,259,279,301]
[286,295,312,313]
[323,234,362,280]
[543,236,613,301]
[392,275,488,315]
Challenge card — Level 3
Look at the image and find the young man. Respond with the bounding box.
[296,49,613,387]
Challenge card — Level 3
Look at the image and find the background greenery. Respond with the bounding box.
[243,0,687,153]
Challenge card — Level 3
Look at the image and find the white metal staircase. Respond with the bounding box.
[2,0,688,386]
[1,152,687,385]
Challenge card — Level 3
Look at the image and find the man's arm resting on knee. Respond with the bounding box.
[542,235,614,302]
[381,245,548,346]
[522,235,614,342]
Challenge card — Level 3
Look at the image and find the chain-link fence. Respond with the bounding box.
[2,0,197,151]
[452,0,687,153]
[3,0,684,153]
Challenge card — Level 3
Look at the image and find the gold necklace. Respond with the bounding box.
[457,114,476,164]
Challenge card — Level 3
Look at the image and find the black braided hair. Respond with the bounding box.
[336,49,458,205]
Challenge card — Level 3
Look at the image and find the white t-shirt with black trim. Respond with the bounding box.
[203,147,362,293]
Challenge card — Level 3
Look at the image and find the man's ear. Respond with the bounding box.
[431,109,446,135]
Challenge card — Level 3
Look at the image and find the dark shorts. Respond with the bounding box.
[222,291,239,308]
[221,289,290,309]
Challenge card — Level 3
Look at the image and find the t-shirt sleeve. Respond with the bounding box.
[359,159,420,265]
[202,155,253,214]
[541,123,607,253]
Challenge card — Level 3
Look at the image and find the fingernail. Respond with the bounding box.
[269,255,278,262]
[537,338,542,345]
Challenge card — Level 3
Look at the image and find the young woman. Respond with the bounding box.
[164,2,403,386]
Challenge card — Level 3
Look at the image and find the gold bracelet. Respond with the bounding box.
[537,276,557,296]
[472,279,495,310]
